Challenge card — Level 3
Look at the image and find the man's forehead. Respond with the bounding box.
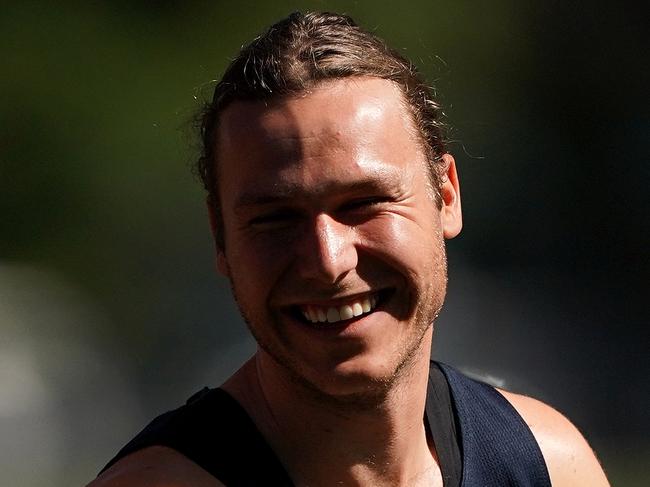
[216,78,424,177]
[217,77,414,143]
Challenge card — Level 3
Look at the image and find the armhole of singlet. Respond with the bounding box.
[437,363,552,487]
[426,361,463,487]
[98,388,293,486]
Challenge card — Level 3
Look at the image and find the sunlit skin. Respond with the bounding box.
[214,78,461,404]
[88,77,610,487]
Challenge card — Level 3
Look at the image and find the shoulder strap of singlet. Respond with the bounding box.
[99,388,293,486]
[426,361,462,487]
[437,363,552,487]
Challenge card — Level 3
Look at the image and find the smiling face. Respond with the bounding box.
[214,77,461,398]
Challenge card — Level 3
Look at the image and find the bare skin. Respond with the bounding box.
[89,78,609,487]
[501,391,611,486]
[220,339,441,486]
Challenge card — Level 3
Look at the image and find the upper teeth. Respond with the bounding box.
[301,295,378,324]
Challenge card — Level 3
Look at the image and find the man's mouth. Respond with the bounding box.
[293,291,389,325]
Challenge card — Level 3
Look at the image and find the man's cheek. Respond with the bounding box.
[362,218,426,257]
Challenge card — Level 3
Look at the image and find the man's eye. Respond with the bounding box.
[248,210,299,227]
[341,197,390,212]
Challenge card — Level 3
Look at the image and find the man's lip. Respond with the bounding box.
[286,290,379,308]
[277,288,395,309]
[281,288,394,325]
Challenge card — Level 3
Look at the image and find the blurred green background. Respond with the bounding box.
[1,1,647,485]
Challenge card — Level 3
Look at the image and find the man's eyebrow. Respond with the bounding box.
[233,189,297,209]
[233,173,402,210]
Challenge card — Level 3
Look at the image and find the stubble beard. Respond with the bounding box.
[226,257,448,411]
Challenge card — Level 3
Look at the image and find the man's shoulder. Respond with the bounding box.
[87,446,225,487]
[87,387,234,487]
[499,389,610,487]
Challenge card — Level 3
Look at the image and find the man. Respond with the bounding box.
[91,12,609,487]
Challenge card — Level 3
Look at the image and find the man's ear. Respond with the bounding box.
[206,197,230,277]
[439,153,462,239]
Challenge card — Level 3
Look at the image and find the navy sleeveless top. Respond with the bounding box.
[100,362,550,486]
[437,363,551,486]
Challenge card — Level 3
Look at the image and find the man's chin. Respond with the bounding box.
[279,355,415,409]
[252,317,431,408]
[294,369,397,410]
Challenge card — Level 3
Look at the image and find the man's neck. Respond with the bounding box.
[222,336,440,486]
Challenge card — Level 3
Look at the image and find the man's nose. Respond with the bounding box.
[294,214,358,284]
